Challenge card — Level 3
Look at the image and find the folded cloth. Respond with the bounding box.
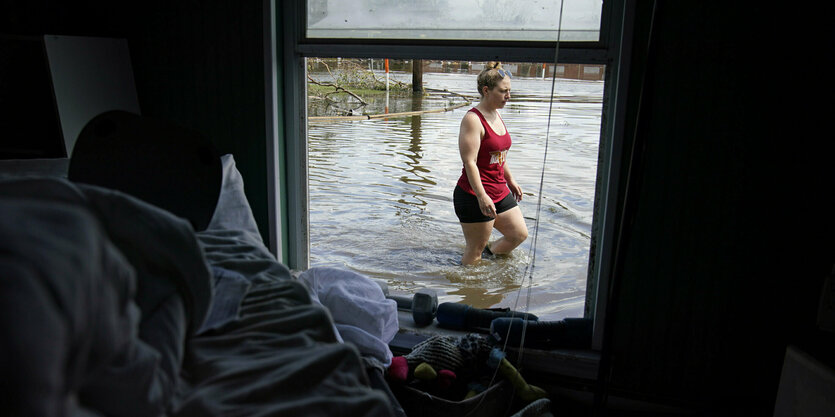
[298,267,398,366]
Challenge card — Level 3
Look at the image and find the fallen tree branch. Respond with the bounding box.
[307,74,368,105]
[309,96,471,122]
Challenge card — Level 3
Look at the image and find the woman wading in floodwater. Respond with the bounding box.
[453,62,528,265]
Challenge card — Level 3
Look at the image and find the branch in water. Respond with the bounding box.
[307,74,369,106]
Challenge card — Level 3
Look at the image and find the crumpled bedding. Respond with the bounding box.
[0,178,395,416]
[0,193,141,416]
[299,267,399,367]
[180,228,395,416]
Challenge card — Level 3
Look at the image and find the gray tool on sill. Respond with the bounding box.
[375,280,439,327]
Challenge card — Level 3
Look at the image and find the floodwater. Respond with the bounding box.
[307,70,603,321]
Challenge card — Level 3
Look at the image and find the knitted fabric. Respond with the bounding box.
[456,333,493,368]
[405,335,464,371]
[404,334,494,373]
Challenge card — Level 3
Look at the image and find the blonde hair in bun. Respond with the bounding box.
[477,61,507,97]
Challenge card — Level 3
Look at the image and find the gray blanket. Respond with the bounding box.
[0,178,394,416]
[178,228,395,416]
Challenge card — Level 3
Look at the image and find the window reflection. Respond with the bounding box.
[306,0,603,42]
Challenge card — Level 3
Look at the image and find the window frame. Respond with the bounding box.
[269,0,634,355]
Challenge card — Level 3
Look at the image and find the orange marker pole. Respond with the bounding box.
[385,59,390,91]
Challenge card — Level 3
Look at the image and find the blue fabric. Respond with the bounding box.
[298,267,398,366]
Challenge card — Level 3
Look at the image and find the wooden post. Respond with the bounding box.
[412,59,423,92]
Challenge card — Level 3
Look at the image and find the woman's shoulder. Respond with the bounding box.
[463,108,484,122]
[461,110,483,128]
[468,107,485,118]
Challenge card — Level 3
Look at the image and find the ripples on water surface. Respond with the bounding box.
[308,71,603,320]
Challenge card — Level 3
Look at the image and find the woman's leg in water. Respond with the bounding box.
[489,206,528,255]
[460,220,494,265]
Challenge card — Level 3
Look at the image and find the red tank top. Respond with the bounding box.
[457,108,512,202]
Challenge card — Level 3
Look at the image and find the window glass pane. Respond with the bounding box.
[306,58,604,320]
[307,0,603,42]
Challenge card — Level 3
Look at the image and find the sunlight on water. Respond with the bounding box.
[308,71,603,320]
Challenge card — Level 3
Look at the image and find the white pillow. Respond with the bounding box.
[207,154,263,245]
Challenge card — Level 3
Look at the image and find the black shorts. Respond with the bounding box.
[453,185,517,223]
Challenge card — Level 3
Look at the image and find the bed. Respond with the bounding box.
[0,111,403,416]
